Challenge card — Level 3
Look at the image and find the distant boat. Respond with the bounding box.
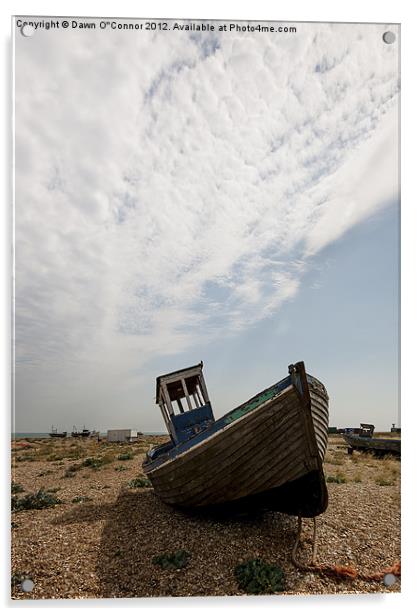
[49,425,67,438]
[143,361,329,517]
[71,426,91,438]
[342,423,375,436]
[344,433,401,457]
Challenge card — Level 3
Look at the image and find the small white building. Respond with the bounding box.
[107,429,138,443]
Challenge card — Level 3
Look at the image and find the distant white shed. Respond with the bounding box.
[107,429,138,443]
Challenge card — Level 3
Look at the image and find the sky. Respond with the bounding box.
[13,19,399,433]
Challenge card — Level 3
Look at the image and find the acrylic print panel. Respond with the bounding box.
[12,17,400,599]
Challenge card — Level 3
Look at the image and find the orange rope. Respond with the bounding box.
[291,516,401,582]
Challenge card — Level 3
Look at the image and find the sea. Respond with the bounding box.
[12,432,166,439]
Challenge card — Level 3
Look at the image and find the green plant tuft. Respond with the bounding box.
[46,454,64,461]
[11,482,25,494]
[12,488,62,512]
[375,476,394,486]
[234,558,285,594]
[152,549,190,570]
[127,476,152,488]
[326,473,347,484]
[81,455,113,469]
[16,454,35,462]
[117,452,134,460]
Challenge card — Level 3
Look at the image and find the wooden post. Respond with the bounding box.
[198,375,210,404]
[159,403,171,430]
[162,383,174,416]
[195,387,204,406]
[181,378,193,411]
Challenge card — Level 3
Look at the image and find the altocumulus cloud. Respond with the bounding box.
[14,21,399,422]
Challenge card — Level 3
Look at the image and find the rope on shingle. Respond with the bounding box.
[291,516,401,582]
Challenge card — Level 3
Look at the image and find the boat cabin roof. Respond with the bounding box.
[359,423,375,437]
[156,361,204,402]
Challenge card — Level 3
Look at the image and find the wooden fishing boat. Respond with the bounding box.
[344,433,401,457]
[71,426,91,438]
[143,361,329,517]
[49,425,67,438]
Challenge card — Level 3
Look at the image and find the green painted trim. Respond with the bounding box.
[224,385,280,425]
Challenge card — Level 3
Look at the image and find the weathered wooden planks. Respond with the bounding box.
[151,395,312,505]
[344,434,400,457]
[145,375,329,513]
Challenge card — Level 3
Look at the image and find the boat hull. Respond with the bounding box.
[344,434,401,457]
[143,371,329,517]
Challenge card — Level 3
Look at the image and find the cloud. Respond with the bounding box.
[304,106,399,255]
[14,21,399,427]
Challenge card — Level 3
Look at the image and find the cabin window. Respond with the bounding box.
[164,375,206,414]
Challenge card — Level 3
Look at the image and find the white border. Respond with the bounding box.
[2,2,416,615]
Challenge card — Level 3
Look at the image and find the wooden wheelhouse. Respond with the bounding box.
[156,361,214,445]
